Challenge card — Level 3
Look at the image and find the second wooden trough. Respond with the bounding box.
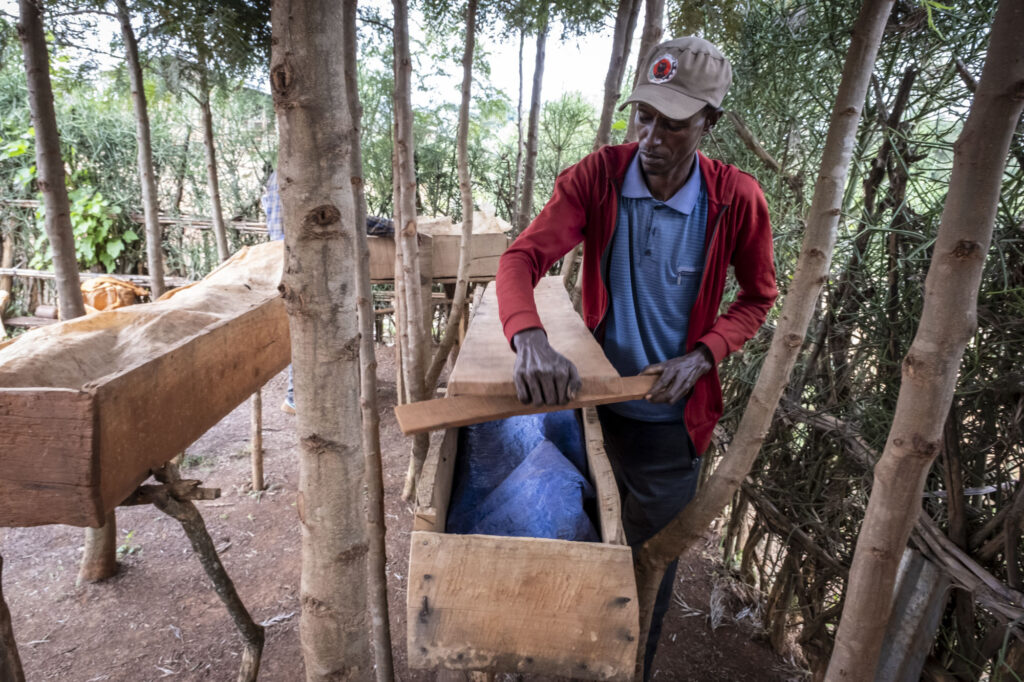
[0,242,290,528]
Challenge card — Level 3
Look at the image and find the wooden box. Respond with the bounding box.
[368,233,509,283]
[407,408,639,681]
[0,244,290,529]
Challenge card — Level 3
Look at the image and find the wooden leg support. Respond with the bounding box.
[250,389,264,492]
[142,465,265,682]
[0,554,26,682]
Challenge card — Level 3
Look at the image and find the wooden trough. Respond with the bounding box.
[408,409,639,680]
[404,277,642,680]
[0,242,290,528]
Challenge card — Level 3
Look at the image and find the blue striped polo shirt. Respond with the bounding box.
[602,152,708,422]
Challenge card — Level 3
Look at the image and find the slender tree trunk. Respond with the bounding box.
[0,555,24,682]
[594,0,642,151]
[198,65,230,262]
[515,8,549,235]
[271,0,373,677]
[19,0,121,585]
[250,389,264,492]
[0,232,13,315]
[425,0,477,392]
[512,28,526,221]
[78,511,118,584]
[561,243,582,290]
[18,0,83,321]
[828,4,1024,678]
[0,554,25,682]
[341,2,395,677]
[393,0,432,501]
[631,1,895,677]
[174,125,191,215]
[625,0,665,142]
[114,0,165,298]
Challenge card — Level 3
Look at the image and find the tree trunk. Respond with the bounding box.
[271,0,374,677]
[78,511,118,584]
[199,65,230,263]
[631,1,895,677]
[424,0,477,393]
[512,28,526,222]
[114,0,165,298]
[341,1,395,676]
[827,4,1024,679]
[514,8,549,235]
[625,0,665,142]
[0,554,25,682]
[250,389,263,492]
[393,0,432,501]
[594,0,642,151]
[174,125,192,215]
[0,232,13,315]
[18,0,84,321]
[19,0,121,585]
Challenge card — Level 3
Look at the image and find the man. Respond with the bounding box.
[495,36,778,674]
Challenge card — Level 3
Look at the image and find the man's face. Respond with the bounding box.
[635,103,718,177]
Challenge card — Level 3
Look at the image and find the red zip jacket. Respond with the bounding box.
[496,143,778,455]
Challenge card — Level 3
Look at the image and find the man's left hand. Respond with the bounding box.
[641,346,714,404]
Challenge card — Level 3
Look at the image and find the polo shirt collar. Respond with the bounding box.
[621,151,701,215]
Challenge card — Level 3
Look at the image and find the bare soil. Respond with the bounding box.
[1,349,799,681]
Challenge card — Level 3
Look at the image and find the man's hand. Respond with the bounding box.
[641,345,714,404]
[511,328,582,406]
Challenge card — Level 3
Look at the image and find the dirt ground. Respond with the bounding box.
[1,349,802,681]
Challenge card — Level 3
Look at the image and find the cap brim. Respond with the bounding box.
[619,83,706,121]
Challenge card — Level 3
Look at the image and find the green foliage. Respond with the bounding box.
[28,179,137,273]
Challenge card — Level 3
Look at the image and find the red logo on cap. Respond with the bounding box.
[649,54,677,84]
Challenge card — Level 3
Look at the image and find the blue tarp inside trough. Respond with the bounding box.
[446,411,599,542]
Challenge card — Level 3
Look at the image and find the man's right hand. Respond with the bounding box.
[511,328,582,406]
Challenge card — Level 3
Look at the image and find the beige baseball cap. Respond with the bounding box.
[622,36,732,120]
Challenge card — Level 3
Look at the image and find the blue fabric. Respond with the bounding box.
[446,412,597,541]
[460,440,599,541]
[261,171,284,241]
[602,152,708,422]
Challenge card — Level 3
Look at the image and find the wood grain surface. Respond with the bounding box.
[407,531,638,680]
[447,277,622,397]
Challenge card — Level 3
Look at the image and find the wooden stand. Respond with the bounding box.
[250,389,264,492]
[123,464,264,682]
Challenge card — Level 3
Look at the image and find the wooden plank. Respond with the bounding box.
[408,531,638,680]
[582,407,627,546]
[447,277,621,398]
[414,429,458,533]
[0,388,101,527]
[394,374,657,436]
[93,297,290,516]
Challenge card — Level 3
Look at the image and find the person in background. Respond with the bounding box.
[495,36,778,677]
[261,169,295,414]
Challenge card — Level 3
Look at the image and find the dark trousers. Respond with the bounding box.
[596,406,701,680]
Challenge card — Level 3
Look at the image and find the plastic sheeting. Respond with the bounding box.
[446,411,599,542]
